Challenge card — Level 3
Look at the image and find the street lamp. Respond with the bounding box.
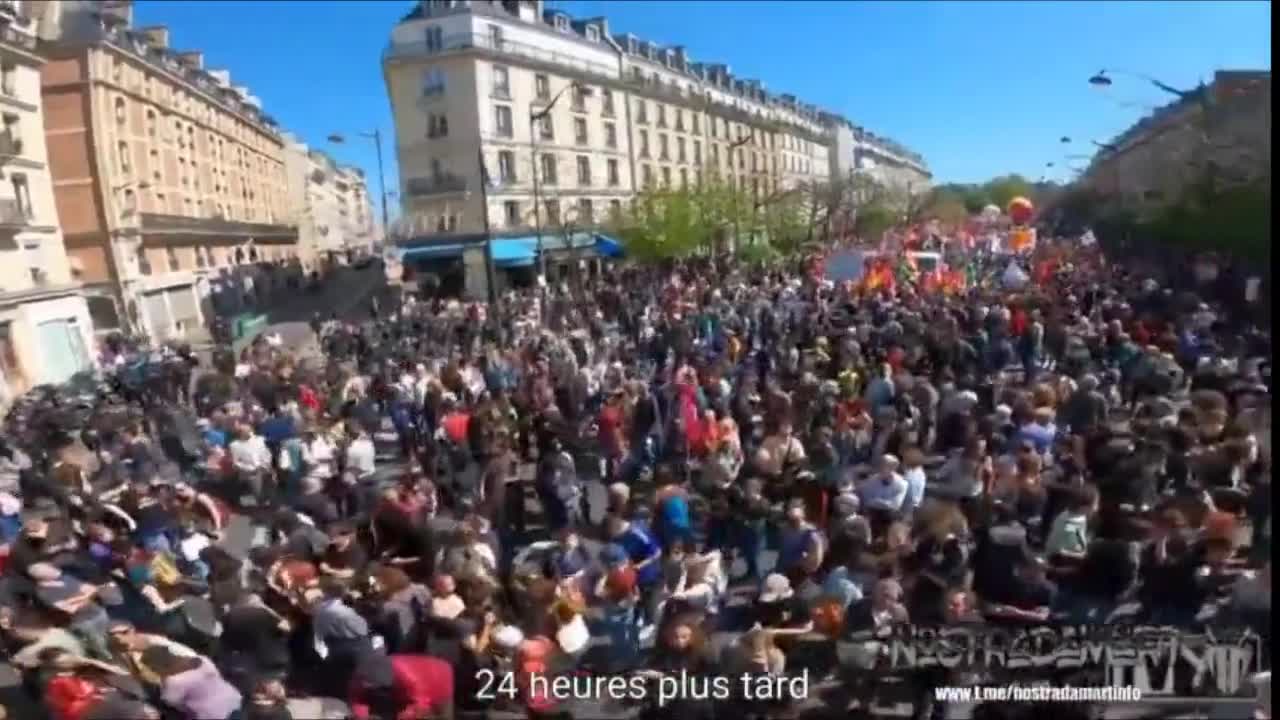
[329,131,390,251]
[1088,69,1203,100]
[531,81,591,281]
[727,134,752,251]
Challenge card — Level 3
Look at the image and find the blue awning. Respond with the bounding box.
[491,237,537,268]
[399,243,464,261]
[593,233,625,258]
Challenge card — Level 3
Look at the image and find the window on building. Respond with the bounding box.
[428,113,449,138]
[572,117,588,145]
[658,134,669,160]
[737,148,745,169]
[11,174,30,219]
[635,100,647,124]
[601,88,614,116]
[710,144,718,166]
[136,246,152,275]
[677,137,686,163]
[675,110,685,132]
[578,198,593,224]
[114,96,126,124]
[117,141,131,174]
[656,104,667,128]
[693,140,702,165]
[537,114,553,140]
[604,122,617,148]
[488,23,504,49]
[421,68,446,97]
[494,105,513,137]
[661,166,671,187]
[691,113,700,134]
[609,199,622,220]
[544,199,560,225]
[571,84,588,111]
[425,25,444,52]
[586,26,599,42]
[607,158,620,186]
[122,189,136,218]
[145,109,156,137]
[576,155,590,186]
[535,74,550,100]
[642,164,653,187]
[638,130,649,158]
[447,214,458,231]
[492,65,510,98]
[166,246,180,272]
[540,154,557,184]
[498,150,516,182]
[503,200,520,227]
[0,61,15,96]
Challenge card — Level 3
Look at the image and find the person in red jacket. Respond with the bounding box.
[349,654,454,720]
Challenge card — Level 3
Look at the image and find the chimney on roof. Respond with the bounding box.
[177,51,203,69]
[138,25,168,48]
[586,17,609,36]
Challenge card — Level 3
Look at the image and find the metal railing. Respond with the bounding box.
[405,174,468,197]
[384,32,617,80]
[138,213,299,239]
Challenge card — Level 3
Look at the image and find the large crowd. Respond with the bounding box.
[0,241,1270,720]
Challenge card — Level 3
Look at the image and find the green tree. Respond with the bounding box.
[854,205,897,243]
[982,174,1036,210]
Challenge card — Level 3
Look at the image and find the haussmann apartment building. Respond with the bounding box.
[37,0,299,342]
[0,0,97,405]
[382,0,916,298]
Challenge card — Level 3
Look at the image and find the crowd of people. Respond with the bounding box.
[0,241,1270,720]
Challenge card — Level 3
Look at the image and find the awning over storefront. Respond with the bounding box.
[490,237,537,268]
[399,244,465,261]
[593,233,625,258]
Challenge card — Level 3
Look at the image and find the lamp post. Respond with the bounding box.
[728,134,752,252]
[1088,69,1204,100]
[328,131,390,251]
[530,81,591,282]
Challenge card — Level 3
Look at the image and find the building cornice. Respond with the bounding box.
[0,282,85,307]
[385,38,831,146]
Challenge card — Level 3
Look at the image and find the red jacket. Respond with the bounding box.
[350,655,453,720]
[46,676,104,720]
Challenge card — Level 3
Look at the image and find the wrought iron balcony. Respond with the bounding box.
[384,32,616,80]
[0,17,36,52]
[138,213,299,241]
[405,174,468,197]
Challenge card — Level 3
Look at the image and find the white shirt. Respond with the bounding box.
[303,437,337,480]
[229,435,272,474]
[902,466,927,514]
[345,437,377,480]
[859,472,908,512]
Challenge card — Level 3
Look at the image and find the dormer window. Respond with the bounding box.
[627,38,638,54]
[663,50,673,67]
[586,26,599,41]
[554,15,568,31]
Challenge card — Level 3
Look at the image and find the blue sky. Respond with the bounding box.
[133,0,1270,198]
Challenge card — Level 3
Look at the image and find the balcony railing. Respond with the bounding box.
[405,174,467,197]
[385,32,617,80]
[83,23,280,138]
[139,213,299,240]
[0,197,30,229]
[0,18,37,53]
